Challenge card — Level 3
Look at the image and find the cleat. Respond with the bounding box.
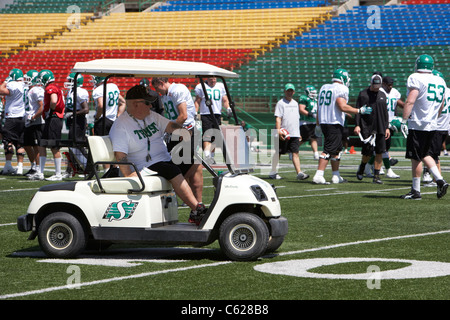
[372,175,383,184]
[400,188,422,200]
[296,172,309,180]
[268,173,282,180]
[28,172,44,181]
[386,168,400,179]
[45,174,62,181]
[436,180,449,199]
[356,165,364,180]
[312,175,330,185]
[189,203,207,226]
[331,175,347,184]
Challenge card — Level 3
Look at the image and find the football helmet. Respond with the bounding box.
[89,75,105,87]
[305,85,317,100]
[37,70,55,86]
[414,54,434,73]
[332,68,351,87]
[24,69,39,86]
[64,72,84,89]
[7,68,24,82]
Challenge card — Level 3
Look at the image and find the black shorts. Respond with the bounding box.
[201,114,221,142]
[2,117,25,145]
[361,133,386,156]
[24,124,44,146]
[148,160,182,181]
[42,117,63,141]
[67,115,87,142]
[429,130,448,161]
[321,124,343,156]
[167,127,200,175]
[300,123,317,141]
[94,117,114,136]
[279,136,300,154]
[405,129,435,161]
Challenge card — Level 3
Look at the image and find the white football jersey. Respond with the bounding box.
[317,82,349,126]
[161,83,196,128]
[93,83,121,121]
[406,72,447,131]
[380,87,401,122]
[274,98,300,137]
[436,87,450,131]
[25,86,44,126]
[4,80,25,118]
[195,82,227,115]
[66,87,89,111]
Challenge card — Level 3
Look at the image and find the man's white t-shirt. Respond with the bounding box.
[317,82,349,126]
[110,111,171,171]
[195,82,227,115]
[93,83,121,121]
[161,83,196,128]
[436,87,450,132]
[274,98,300,137]
[406,72,447,131]
[4,81,25,118]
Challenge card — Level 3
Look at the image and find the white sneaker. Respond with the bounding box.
[386,168,400,179]
[28,172,44,181]
[423,172,432,183]
[15,167,23,175]
[313,175,330,185]
[364,164,374,177]
[331,175,347,184]
[379,166,385,175]
[61,171,71,179]
[45,174,62,181]
[269,173,282,180]
[1,167,15,175]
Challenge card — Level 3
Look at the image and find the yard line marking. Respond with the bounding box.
[277,229,450,257]
[0,188,39,193]
[0,223,16,227]
[0,261,231,300]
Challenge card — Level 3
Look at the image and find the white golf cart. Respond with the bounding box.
[17,59,287,261]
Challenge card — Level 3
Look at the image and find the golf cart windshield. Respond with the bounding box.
[70,59,253,176]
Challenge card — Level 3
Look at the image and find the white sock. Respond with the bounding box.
[428,165,443,181]
[54,157,62,176]
[413,177,421,192]
[40,156,46,174]
[315,169,324,178]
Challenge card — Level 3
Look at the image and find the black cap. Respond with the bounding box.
[382,76,394,85]
[126,85,158,103]
[371,74,382,85]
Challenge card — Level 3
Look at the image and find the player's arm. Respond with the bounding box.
[32,100,43,121]
[403,89,419,120]
[117,94,126,117]
[336,97,365,114]
[94,97,103,120]
[49,93,58,110]
[175,102,188,126]
[0,81,10,96]
[298,103,309,116]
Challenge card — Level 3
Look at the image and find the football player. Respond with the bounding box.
[194,76,231,165]
[299,85,319,160]
[152,77,203,208]
[312,68,372,184]
[63,73,90,176]
[400,54,448,199]
[91,76,125,136]
[0,68,26,175]
[23,69,44,179]
[36,69,65,181]
[269,83,309,181]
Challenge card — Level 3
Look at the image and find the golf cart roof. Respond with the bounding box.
[71,59,239,79]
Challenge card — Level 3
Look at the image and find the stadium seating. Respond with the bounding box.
[0,0,104,13]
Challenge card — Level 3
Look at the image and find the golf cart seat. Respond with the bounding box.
[87,136,172,194]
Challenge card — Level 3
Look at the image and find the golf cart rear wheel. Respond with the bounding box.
[219,213,269,261]
[38,212,87,258]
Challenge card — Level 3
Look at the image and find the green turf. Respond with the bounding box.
[0,151,449,301]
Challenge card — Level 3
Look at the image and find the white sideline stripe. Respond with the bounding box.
[278,229,450,257]
[0,261,231,300]
[0,223,16,227]
[2,229,450,299]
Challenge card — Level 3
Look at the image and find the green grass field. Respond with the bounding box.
[0,150,449,304]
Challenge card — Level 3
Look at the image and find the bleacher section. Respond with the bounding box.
[0,0,104,13]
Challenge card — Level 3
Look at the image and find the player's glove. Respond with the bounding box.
[358,105,373,115]
[400,119,408,138]
[226,108,233,118]
[64,112,73,120]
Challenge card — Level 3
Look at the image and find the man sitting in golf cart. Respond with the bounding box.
[109,85,207,224]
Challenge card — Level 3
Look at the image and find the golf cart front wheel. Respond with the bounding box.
[38,212,87,258]
[219,213,269,261]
